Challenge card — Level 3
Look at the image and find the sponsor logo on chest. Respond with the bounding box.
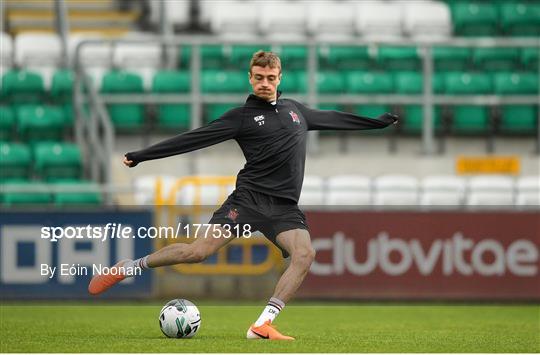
[253,115,265,126]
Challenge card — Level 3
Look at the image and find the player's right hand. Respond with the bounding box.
[123,155,138,167]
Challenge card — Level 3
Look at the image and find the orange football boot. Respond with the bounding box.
[88,259,130,295]
[246,320,295,340]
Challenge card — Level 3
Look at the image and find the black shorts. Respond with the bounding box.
[208,187,309,258]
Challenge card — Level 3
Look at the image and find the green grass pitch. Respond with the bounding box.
[1,302,538,353]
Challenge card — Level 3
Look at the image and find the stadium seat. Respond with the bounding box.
[272,45,307,70]
[376,46,420,72]
[394,71,445,94]
[16,105,65,143]
[354,105,392,120]
[1,69,44,104]
[432,47,472,72]
[420,175,466,207]
[50,69,74,102]
[356,1,402,39]
[494,72,538,134]
[402,106,443,134]
[326,175,371,206]
[0,142,31,181]
[178,183,234,206]
[317,71,345,94]
[402,1,452,39]
[373,175,419,207]
[14,33,61,66]
[34,142,82,181]
[178,45,191,69]
[152,70,191,129]
[259,1,308,40]
[319,45,372,71]
[444,72,491,134]
[0,106,15,141]
[68,34,112,72]
[201,45,227,69]
[101,70,145,129]
[347,72,393,93]
[521,48,539,70]
[0,32,13,68]
[1,181,52,205]
[149,0,190,29]
[201,70,247,93]
[133,175,177,205]
[450,2,499,36]
[473,48,521,71]
[205,103,240,123]
[499,2,540,36]
[208,0,259,40]
[307,0,357,40]
[53,180,102,206]
[299,175,325,207]
[516,175,540,207]
[466,175,514,207]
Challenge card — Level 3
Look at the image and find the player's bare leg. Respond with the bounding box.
[247,229,315,340]
[88,225,233,295]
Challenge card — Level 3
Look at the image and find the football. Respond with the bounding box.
[158,299,201,338]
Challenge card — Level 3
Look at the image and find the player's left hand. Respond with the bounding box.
[378,112,399,125]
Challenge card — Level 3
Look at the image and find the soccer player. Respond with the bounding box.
[88,51,398,340]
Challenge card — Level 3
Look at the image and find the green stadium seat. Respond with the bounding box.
[394,72,445,94]
[433,47,472,72]
[1,69,44,104]
[473,48,520,71]
[201,70,248,93]
[205,103,240,123]
[317,71,344,93]
[0,142,31,181]
[53,180,102,206]
[450,2,499,36]
[318,103,342,111]
[201,45,226,69]
[230,45,271,69]
[50,69,74,102]
[319,45,372,70]
[34,142,82,181]
[402,106,443,134]
[347,72,393,93]
[494,72,538,135]
[444,73,491,135]
[493,72,538,94]
[376,46,420,72]
[499,105,537,134]
[278,71,307,94]
[444,72,492,94]
[1,181,52,205]
[16,105,65,143]
[152,70,191,129]
[0,106,15,141]
[451,106,490,134]
[499,2,540,36]
[521,48,539,70]
[273,45,307,70]
[101,70,145,129]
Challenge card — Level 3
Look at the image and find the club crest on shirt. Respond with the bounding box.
[289,111,300,124]
[227,208,239,222]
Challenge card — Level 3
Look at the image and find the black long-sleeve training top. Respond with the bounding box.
[125,93,397,202]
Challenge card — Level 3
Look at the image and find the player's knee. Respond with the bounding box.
[292,247,316,270]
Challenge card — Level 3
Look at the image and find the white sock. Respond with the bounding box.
[123,256,149,277]
[254,297,285,327]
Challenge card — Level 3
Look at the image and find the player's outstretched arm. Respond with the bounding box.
[124,108,242,167]
[293,100,398,131]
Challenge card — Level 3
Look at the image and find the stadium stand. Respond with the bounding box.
[0,0,538,208]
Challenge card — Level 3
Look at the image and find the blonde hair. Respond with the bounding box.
[250,50,281,73]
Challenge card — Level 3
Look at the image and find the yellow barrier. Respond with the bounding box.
[154,176,283,275]
[456,156,521,175]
